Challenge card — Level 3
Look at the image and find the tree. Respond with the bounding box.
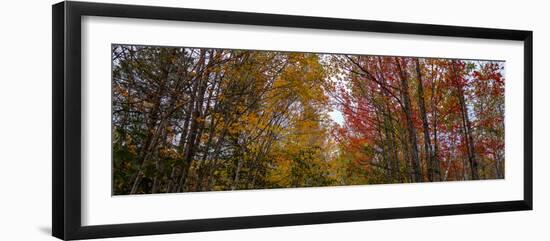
[112,44,506,194]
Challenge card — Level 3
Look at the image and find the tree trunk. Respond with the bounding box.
[414,58,438,181]
[451,61,479,180]
[395,57,422,182]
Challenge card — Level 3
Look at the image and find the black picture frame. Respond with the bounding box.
[52,1,533,240]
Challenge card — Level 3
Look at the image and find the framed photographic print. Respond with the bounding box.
[52,1,533,240]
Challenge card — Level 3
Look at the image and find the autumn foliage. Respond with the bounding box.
[112,45,505,195]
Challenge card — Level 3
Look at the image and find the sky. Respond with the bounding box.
[328,109,344,125]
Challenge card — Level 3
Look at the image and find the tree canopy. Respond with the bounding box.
[112,45,505,195]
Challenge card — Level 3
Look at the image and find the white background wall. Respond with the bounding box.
[0,0,547,240]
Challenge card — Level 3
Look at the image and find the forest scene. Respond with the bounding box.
[112,44,505,195]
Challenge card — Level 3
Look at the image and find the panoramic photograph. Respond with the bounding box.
[111,44,505,195]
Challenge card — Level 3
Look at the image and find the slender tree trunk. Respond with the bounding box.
[414,58,438,181]
[451,61,479,180]
[231,153,244,191]
[375,107,391,181]
[430,90,441,181]
[461,94,479,180]
[383,108,399,182]
[179,66,211,191]
[166,52,207,193]
[395,57,422,182]
[129,61,172,194]
[376,58,401,182]
[429,62,441,181]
